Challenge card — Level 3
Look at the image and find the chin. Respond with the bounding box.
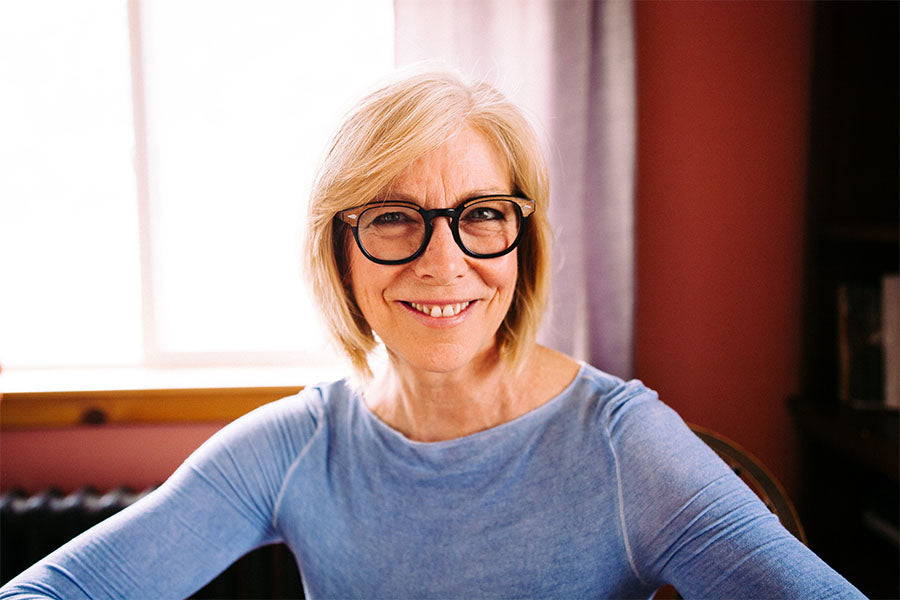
[392,340,498,374]
[406,348,470,374]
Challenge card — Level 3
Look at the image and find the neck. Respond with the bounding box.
[362,344,580,442]
[365,347,529,442]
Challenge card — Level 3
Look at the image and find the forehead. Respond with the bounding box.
[386,125,512,203]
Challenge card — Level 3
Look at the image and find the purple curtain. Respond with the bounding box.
[394,0,635,378]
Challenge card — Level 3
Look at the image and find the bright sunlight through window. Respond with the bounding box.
[0,1,394,381]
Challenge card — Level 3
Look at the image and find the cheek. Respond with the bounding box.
[500,252,520,292]
[347,245,396,325]
[483,253,519,306]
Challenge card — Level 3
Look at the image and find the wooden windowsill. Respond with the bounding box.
[0,386,304,428]
[0,365,347,429]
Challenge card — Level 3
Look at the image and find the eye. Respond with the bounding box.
[463,206,505,222]
[371,211,415,225]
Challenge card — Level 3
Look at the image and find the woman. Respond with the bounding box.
[1,68,864,599]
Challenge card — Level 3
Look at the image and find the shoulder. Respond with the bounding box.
[185,377,357,470]
[568,366,734,497]
[558,363,716,471]
[565,363,667,430]
[248,377,357,425]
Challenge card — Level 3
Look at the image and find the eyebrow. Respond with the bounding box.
[375,189,515,206]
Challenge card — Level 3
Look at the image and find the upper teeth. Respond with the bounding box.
[411,302,470,318]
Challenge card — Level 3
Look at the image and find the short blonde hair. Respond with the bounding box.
[305,66,551,378]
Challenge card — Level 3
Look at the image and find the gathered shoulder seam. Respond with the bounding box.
[602,392,652,587]
[272,388,329,529]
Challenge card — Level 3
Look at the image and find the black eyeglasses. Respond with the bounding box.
[336,195,535,265]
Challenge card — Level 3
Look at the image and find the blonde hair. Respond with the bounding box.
[305,66,552,378]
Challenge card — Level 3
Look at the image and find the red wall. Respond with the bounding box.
[634,1,813,497]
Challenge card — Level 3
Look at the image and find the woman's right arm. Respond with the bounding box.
[0,391,322,599]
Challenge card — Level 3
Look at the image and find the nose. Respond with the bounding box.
[411,217,466,282]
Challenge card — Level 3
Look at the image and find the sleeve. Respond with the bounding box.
[606,387,866,600]
[0,391,324,600]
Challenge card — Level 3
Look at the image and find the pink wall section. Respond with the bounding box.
[634,1,813,498]
[1,2,813,499]
[0,423,223,493]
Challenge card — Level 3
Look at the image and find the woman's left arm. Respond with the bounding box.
[608,394,866,599]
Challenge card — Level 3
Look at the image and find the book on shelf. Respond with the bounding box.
[883,274,899,409]
[836,275,899,410]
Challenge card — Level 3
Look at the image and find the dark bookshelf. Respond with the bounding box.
[795,2,899,598]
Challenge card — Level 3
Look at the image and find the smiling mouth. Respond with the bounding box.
[405,301,472,318]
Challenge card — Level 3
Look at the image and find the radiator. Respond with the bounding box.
[0,487,303,599]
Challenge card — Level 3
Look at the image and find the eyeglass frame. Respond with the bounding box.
[336,195,536,265]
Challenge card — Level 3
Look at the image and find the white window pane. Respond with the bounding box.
[143,0,394,359]
[0,1,142,368]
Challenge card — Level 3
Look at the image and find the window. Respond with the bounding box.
[0,0,394,387]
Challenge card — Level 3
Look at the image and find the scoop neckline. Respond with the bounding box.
[354,362,587,450]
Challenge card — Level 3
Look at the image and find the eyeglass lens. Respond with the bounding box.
[355,199,522,262]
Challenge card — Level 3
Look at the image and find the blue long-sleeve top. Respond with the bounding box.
[1,364,865,599]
